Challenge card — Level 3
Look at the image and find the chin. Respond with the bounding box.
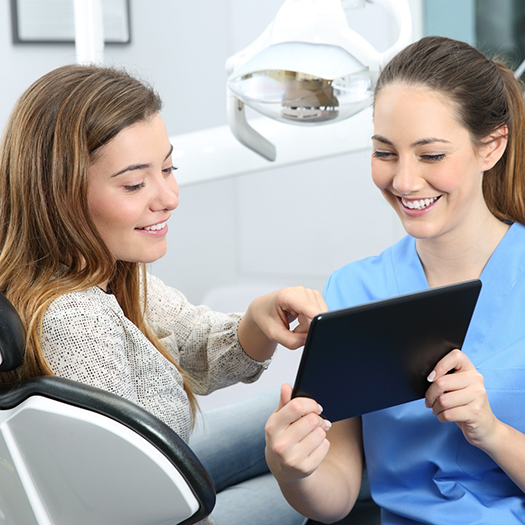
[139,243,168,264]
[397,218,439,240]
[404,226,443,241]
[119,251,167,265]
[140,253,166,264]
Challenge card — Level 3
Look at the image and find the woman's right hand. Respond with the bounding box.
[265,383,331,484]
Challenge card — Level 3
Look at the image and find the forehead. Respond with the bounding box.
[91,113,167,164]
[373,83,467,141]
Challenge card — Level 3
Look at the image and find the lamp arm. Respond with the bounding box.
[338,26,381,73]
[375,0,412,68]
[227,90,276,161]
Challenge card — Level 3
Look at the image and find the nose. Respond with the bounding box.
[152,173,179,212]
[392,157,424,195]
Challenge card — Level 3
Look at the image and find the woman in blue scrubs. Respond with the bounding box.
[265,36,525,524]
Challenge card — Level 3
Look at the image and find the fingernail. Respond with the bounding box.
[324,419,332,431]
[318,404,323,414]
[427,370,436,382]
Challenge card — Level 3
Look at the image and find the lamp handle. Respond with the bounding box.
[226,90,276,161]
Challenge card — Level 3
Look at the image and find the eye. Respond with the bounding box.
[373,150,396,159]
[420,154,446,162]
[162,166,178,175]
[124,182,146,192]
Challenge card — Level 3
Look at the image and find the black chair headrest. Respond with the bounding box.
[0,293,25,372]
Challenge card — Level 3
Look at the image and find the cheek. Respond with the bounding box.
[88,192,113,229]
[88,192,134,236]
[427,164,467,194]
[371,159,391,190]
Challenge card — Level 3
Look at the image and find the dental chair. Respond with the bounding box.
[0,293,215,525]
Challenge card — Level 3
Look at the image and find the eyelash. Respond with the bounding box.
[373,151,446,162]
[124,182,145,192]
[421,154,446,162]
[124,166,178,192]
[373,151,394,159]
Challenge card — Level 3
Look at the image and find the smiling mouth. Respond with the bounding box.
[137,221,167,231]
[400,196,440,210]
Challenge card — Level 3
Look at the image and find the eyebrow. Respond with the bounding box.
[111,144,174,178]
[371,135,451,147]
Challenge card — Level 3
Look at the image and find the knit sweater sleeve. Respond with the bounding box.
[146,274,269,395]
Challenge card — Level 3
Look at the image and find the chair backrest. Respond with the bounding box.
[0,293,215,525]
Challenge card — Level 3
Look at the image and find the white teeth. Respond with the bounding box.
[401,197,439,210]
[144,221,166,231]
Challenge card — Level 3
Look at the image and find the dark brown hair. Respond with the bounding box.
[0,64,197,417]
[375,36,525,225]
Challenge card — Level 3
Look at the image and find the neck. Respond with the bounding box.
[416,213,509,288]
[97,281,111,293]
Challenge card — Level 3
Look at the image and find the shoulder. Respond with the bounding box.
[507,221,525,244]
[324,235,415,309]
[46,286,121,315]
[42,288,140,399]
[44,287,126,337]
[146,273,185,303]
[144,273,189,320]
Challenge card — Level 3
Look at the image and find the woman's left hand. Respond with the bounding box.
[425,349,497,449]
[237,287,328,362]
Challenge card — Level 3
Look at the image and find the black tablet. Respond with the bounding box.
[292,279,482,422]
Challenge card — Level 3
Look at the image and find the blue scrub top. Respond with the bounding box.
[324,222,525,524]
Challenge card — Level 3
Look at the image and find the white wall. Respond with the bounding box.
[0,0,419,408]
[0,1,239,136]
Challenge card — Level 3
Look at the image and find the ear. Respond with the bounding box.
[480,125,508,171]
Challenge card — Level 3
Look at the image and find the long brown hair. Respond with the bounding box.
[375,36,525,225]
[0,64,197,416]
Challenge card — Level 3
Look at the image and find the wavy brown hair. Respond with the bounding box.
[0,64,197,417]
[375,36,525,225]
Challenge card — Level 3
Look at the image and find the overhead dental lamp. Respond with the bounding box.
[226,0,412,161]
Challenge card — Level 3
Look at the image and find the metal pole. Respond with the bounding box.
[74,0,105,65]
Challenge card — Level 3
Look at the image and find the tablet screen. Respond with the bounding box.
[292,280,481,422]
